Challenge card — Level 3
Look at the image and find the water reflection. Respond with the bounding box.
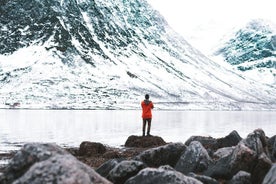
[0,110,275,153]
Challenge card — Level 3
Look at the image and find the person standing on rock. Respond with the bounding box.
[141,94,154,136]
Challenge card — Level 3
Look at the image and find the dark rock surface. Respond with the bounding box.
[125,135,166,148]
[228,171,251,184]
[175,141,212,174]
[125,166,203,184]
[134,142,186,167]
[268,135,276,162]
[96,158,125,179]
[79,141,107,156]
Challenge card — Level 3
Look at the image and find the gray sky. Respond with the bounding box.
[147,0,276,54]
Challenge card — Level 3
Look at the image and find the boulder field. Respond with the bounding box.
[0,129,275,184]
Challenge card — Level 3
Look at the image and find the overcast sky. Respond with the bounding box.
[147,0,276,54]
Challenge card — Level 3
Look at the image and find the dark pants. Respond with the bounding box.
[142,118,151,136]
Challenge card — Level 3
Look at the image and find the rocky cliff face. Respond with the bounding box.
[1,0,276,109]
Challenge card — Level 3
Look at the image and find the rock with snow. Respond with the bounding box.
[125,166,203,184]
[134,142,186,167]
[108,160,146,184]
[13,154,111,184]
[175,141,212,175]
[125,135,166,148]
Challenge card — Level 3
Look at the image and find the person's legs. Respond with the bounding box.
[147,118,151,136]
[142,119,146,136]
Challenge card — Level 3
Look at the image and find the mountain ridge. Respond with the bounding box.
[1,0,276,110]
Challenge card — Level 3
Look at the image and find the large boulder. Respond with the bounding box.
[175,141,212,175]
[125,135,166,148]
[79,141,107,156]
[134,142,186,167]
[263,164,276,184]
[125,166,203,184]
[0,143,68,184]
[185,130,241,155]
[204,129,272,182]
[12,154,111,184]
[108,160,146,184]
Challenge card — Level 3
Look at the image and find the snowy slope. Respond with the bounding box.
[214,19,276,85]
[0,0,276,110]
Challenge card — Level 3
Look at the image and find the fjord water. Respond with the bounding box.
[0,110,276,153]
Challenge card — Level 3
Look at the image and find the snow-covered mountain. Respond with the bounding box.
[214,19,276,84]
[0,0,276,110]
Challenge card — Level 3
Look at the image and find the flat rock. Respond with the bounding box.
[125,135,166,148]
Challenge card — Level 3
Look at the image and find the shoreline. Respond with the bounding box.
[1,130,275,183]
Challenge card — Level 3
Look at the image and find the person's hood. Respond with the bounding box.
[144,99,151,105]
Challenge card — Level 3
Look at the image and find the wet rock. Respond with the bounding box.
[228,171,251,184]
[251,152,272,184]
[79,141,106,156]
[0,143,68,184]
[134,142,186,167]
[125,166,203,184]
[185,130,241,154]
[125,135,166,148]
[175,141,212,174]
[188,172,219,184]
[96,158,125,179]
[108,160,146,184]
[13,154,111,184]
[263,164,276,184]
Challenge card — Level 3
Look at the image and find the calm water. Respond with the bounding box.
[0,110,276,154]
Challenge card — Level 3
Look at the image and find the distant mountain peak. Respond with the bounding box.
[214,19,276,85]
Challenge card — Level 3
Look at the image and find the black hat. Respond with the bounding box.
[145,94,149,99]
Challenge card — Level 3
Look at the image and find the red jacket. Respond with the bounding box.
[141,100,154,119]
